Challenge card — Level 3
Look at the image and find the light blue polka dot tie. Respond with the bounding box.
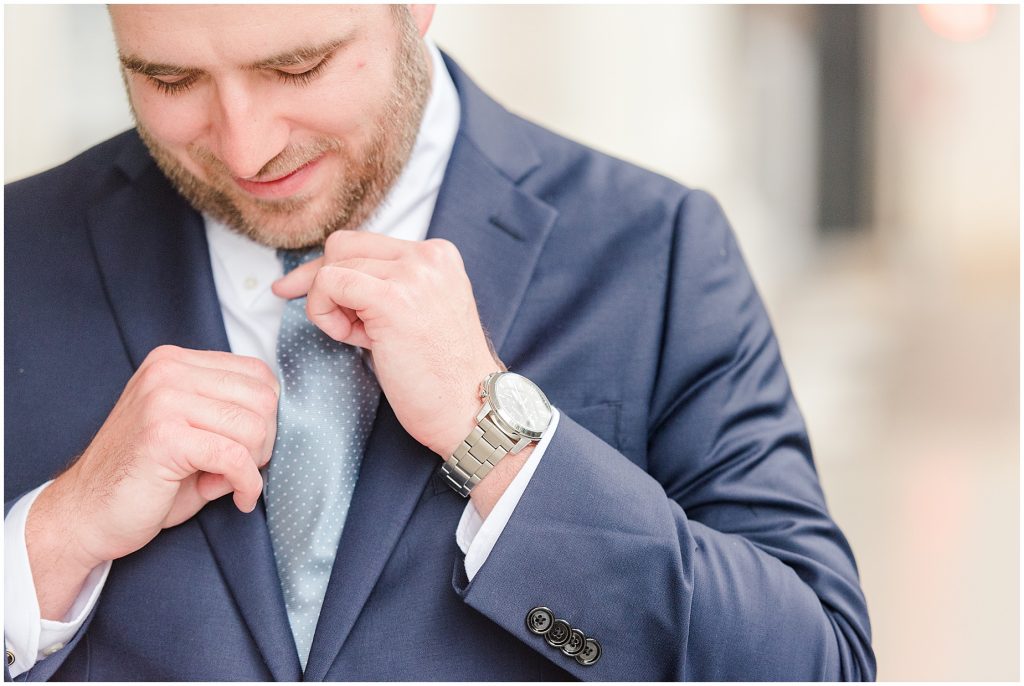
[265,247,381,671]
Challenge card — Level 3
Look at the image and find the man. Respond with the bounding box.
[4,4,874,681]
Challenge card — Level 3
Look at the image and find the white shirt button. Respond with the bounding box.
[41,642,64,656]
[243,276,259,290]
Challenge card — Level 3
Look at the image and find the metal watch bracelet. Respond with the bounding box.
[441,416,517,497]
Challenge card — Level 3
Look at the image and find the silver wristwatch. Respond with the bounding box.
[441,371,553,497]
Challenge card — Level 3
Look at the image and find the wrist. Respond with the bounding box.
[428,364,503,459]
[439,368,551,501]
[28,467,106,575]
[468,444,532,520]
[26,470,106,621]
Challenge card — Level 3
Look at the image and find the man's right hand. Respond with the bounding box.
[24,345,279,620]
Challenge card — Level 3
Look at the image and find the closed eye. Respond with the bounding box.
[148,73,199,95]
[145,51,336,95]
[274,51,336,86]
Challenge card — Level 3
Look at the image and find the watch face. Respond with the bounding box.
[491,373,552,436]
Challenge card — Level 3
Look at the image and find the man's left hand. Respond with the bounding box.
[272,231,500,459]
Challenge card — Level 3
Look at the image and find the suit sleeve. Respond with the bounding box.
[451,189,875,681]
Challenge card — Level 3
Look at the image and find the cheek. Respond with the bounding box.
[288,56,395,141]
[132,87,208,152]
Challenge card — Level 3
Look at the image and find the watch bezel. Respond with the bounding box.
[483,372,553,441]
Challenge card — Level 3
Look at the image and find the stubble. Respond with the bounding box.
[132,8,431,250]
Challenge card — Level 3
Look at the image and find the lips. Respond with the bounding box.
[234,155,324,199]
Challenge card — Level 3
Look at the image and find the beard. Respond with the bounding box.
[133,9,431,250]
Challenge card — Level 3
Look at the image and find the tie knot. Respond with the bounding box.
[278,246,324,275]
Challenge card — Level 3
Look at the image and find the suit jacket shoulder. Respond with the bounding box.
[6,130,149,223]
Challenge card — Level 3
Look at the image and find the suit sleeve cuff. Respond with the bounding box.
[4,481,112,678]
[455,408,561,581]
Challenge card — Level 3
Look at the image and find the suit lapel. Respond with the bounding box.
[86,153,302,681]
[302,63,559,680]
[197,498,302,680]
[86,163,229,367]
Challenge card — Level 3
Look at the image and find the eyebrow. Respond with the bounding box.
[118,34,355,78]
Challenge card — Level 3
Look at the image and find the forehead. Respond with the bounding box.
[109,4,386,65]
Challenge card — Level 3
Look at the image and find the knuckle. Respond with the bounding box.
[144,386,177,415]
[424,238,460,264]
[409,260,433,282]
[418,239,444,263]
[330,269,357,300]
[308,268,330,297]
[254,385,279,416]
[339,257,366,272]
[258,448,273,468]
[239,354,272,380]
[262,368,280,393]
[217,401,250,429]
[251,421,268,449]
[141,357,178,386]
[325,230,347,255]
[222,443,250,471]
[146,344,181,364]
[232,409,265,450]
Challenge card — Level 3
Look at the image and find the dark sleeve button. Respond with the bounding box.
[560,628,586,656]
[526,606,555,635]
[575,637,602,666]
[544,619,572,648]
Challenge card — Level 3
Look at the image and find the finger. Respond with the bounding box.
[311,304,373,350]
[331,257,398,279]
[330,318,373,350]
[175,427,264,513]
[137,361,279,462]
[146,359,279,413]
[305,266,390,342]
[272,256,325,299]
[177,391,270,467]
[142,346,279,396]
[323,230,412,263]
[195,472,235,502]
[273,256,397,300]
[188,368,279,421]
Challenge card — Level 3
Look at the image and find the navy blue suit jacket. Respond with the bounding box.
[5,56,874,681]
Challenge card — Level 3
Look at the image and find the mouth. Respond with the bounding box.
[233,155,325,199]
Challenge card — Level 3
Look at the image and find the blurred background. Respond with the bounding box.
[4,4,1019,680]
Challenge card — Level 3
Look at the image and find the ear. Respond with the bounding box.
[407,4,436,37]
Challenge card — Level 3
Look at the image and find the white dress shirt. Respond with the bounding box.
[4,40,557,677]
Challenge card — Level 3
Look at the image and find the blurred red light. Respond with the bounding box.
[918,5,997,42]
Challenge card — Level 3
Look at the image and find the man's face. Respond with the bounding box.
[109,5,433,249]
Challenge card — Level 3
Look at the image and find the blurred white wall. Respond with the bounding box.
[874,4,1019,286]
[3,5,132,180]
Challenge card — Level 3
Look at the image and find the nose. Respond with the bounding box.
[207,79,289,180]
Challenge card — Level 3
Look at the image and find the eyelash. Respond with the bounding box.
[147,53,334,95]
[276,53,333,86]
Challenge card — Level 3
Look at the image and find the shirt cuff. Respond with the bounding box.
[455,408,561,581]
[4,481,112,678]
